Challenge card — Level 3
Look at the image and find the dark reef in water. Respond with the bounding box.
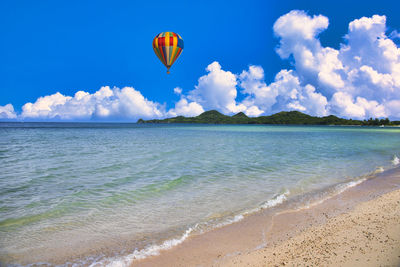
[138,110,400,126]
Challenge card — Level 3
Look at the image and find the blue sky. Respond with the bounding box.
[1,0,400,121]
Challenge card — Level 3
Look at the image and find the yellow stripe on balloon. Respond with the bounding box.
[153,38,160,62]
[165,32,170,46]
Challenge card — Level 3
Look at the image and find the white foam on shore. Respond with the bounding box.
[294,178,367,211]
[302,162,394,210]
[88,225,197,267]
[210,191,289,230]
[260,191,289,209]
[89,191,290,267]
[241,190,290,217]
[213,214,245,229]
[335,178,366,195]
[374,166,385,173]
[392,155,399,165]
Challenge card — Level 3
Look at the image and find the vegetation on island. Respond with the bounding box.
[137,110,400,126]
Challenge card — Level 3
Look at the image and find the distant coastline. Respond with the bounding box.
[138,110,400,126]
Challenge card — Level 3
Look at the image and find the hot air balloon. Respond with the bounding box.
[152,32,184,74]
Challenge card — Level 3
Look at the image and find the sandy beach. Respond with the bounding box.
[134,168,400,267]
[218,189,400,266]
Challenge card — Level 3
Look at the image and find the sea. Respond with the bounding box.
[0,123,399,266]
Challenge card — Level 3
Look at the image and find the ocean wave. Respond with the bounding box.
[392,155,399,166]
[298,159,398,211]
[230,190,291,219]
[260,191,289,209]
[89,191,291,266]
[211,214,245,229]
[293,178,367,211]
[335,178,366,195]
[89,225,198,267]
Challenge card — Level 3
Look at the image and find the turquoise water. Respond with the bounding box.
[0,123,400,265]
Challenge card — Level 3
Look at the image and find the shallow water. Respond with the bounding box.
[0,123,399,265]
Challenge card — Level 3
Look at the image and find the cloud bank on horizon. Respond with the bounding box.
[1,10,400,121]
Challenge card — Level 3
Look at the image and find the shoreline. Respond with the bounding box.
[218,188,400,266]
[2,167,399,266]
[132,167,400,267]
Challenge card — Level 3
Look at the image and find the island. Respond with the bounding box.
[138,110,400,126]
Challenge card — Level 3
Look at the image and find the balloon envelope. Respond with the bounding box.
[152,32,184,73]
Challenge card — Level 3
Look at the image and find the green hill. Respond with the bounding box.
[138,110,396,126]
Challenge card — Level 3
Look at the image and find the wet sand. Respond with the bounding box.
[133,167,400,266]
[218,188,400,266]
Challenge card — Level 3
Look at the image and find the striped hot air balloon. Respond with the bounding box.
[152,32,184,74]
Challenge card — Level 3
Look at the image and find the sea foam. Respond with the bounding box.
[90,225,197,267]
[93,191,291,267]
[392,155,399,165]
[260,191,289,209]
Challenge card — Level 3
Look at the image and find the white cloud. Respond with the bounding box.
[239,65,277,113]
[0,104,17,119]
[340,15,399,76]
[271,11,400,119]
[188,61,246,114]
[273,10,346,95]
[273,10,329,57]
[21,92,71,119]
[173,87,182,95]
[329,92,365,119]
[167,97,204,117]
[386,100,400,118]
[329,92,386,119]
[239,67,328,116]
[21,86,164,120]
[244,105,264,117]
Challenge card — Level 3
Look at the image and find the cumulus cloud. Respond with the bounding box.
[0,104,17,119]
[227,11,399,119]
[238,65,277,115]
[273,10,329,57]
[183,62,328,117]
[271,11,400,119]
[329,92,386,119]
[188,61,246,114]
[167,97,204,117]
[239,67,328,116]
[21,86,164,120]
[173,87,182,95]
[273,10,346,95]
